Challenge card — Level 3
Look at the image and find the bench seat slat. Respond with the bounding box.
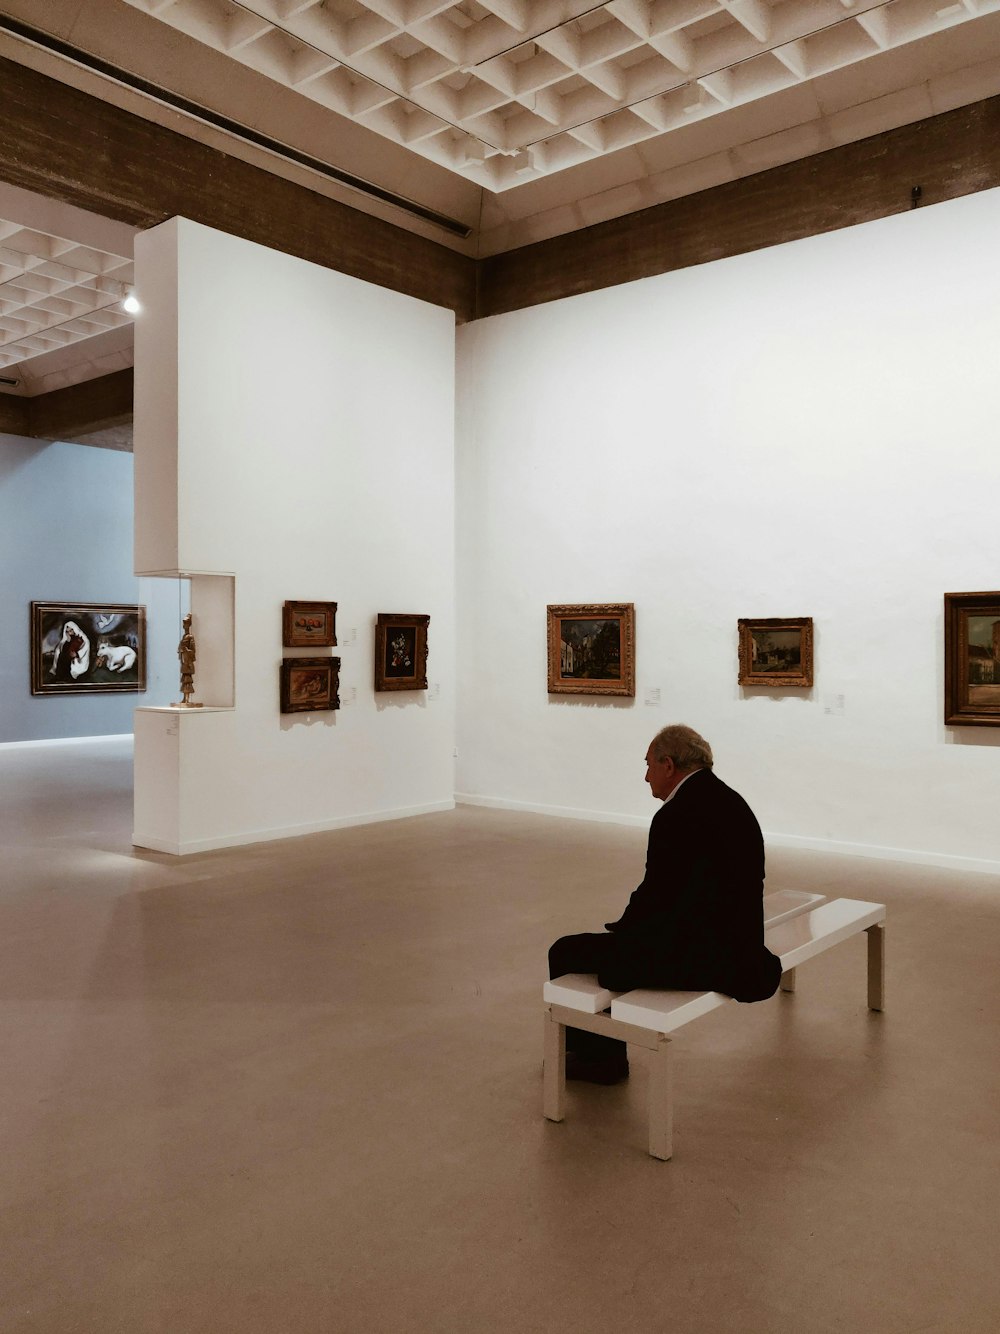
[762,889,826,926]
[542,973,623,1014]
[766,898,885,970]
[610,988,730,1031]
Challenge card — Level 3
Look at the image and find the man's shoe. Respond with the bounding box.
[565,1052,629,1085]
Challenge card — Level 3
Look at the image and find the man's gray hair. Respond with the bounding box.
[649,724,714,770]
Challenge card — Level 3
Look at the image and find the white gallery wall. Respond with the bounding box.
[133,218,455,853]
[455,187,1000,873]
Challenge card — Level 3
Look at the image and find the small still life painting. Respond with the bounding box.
[30,602,146,695]
[374,614,429,691]
[546,603,635,697]
[283,601,337,648]
[280,657,340,713]
[944,592,1000,727]
[738,617,814,688]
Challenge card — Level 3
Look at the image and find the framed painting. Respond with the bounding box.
[280,656,341,713]
[283,601,337,648]
[374,613,429,691]
[30,601,146,695]
[944,591,1000,727]
[738,617,813,688]
[546,603,635,697]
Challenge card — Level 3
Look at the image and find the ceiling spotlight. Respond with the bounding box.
[122,289,141,314]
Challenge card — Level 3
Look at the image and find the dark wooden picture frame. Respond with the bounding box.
[738,617,814,688]
[280,656,340,713]
[30,601,147,695]
[282,600,337,648]
[944,591,1000,727]
[374,613,429,691]
[546,603,635,697]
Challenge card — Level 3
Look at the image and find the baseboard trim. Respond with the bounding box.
[132,798,456,855]
[455,792,648,828]
[0,733,133,750]
[455,793,1000,875]
[764,831,1000,876]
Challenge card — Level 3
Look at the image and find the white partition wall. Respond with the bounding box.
[455,188,1000,873]
[133,218,455,853]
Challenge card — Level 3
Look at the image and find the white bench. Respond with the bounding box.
[543,893,886,1161]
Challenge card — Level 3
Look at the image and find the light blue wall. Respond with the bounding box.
[0,434,140,743]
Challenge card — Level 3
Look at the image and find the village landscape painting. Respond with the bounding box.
[546,603,635,697]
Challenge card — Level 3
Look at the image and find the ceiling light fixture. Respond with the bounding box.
[122,289,141,315]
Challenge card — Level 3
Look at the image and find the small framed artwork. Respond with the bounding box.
[944,591,1000,727]
[738,617,814,688]
[546,603,635,697]
[280,656,341,713]
[283,601,337,648]
[30,601,146,695]
[374,613,429,691]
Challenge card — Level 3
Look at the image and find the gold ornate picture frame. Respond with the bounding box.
[282,600,337,648]
[738,617,813,688]
[280,656,340,713]
[546,603,635,697]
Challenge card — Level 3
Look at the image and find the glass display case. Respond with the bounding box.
[136,571,235,711]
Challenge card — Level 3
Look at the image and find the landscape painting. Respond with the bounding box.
[738,617,813,688]
[965,616,1000,707]
[30,602,146,695]
[945,592,1000,726]
[547,603,635,697]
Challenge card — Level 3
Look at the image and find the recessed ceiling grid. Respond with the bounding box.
[0,222,135,371]
[121,0,1000,190]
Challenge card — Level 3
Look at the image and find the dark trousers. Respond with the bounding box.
[548,932,628,1064]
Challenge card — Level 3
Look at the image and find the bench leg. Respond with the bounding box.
[648,1036,673,1161]
[780,968,797,993]
[866,923,885,1012]
[543,1009,566,1123]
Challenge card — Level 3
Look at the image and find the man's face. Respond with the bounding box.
[645,746,677,801]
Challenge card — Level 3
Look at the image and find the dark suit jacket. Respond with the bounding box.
[600,768,781,1002]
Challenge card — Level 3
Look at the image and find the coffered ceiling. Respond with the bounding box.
[2,0,999,253]
[0,217,135,389]
[1,0,999,422]
[118,0,1000,198]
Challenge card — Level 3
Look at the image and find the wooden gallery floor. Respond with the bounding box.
[1,738,998,1333]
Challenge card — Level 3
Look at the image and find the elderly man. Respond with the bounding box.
[548,724,782,1084]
